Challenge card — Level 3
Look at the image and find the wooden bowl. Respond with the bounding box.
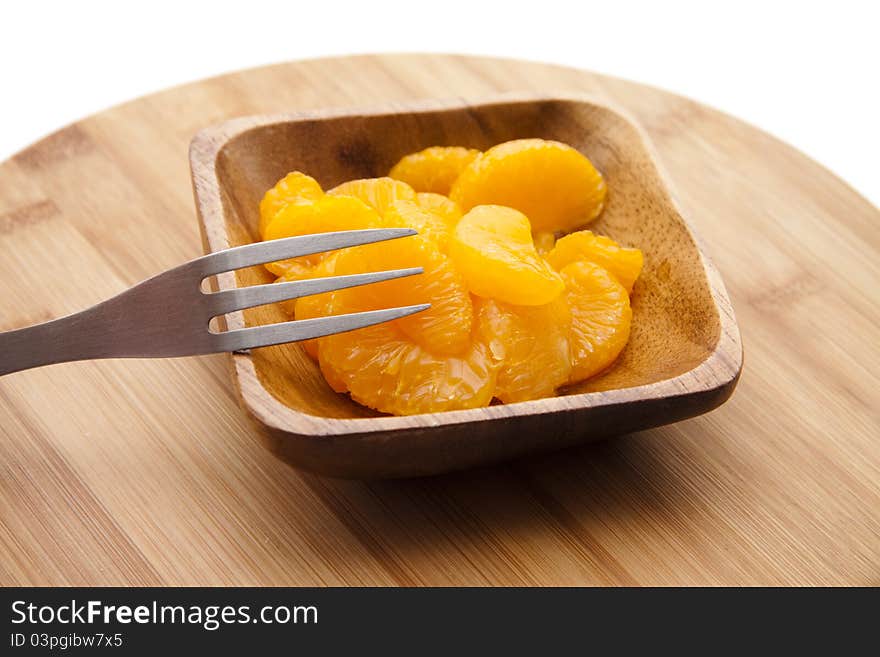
[190,94,742,479]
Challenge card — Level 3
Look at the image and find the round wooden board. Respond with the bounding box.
[0,55,877,586]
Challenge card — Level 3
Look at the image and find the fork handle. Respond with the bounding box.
[0,282,204,375]
[0,309,111,376]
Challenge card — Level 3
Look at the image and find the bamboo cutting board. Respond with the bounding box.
[0,55,877,586]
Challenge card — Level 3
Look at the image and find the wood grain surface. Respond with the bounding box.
[0,54,877,585]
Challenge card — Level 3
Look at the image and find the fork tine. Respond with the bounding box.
[196,228,418,277]
[214,304,431,353]
[206,267,424,317]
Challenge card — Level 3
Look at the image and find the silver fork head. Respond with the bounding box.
[82,228,429,359]
[198,228,430,353]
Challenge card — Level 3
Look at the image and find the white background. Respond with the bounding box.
[2,0,878,207]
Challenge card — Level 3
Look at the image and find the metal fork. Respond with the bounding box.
[0,228,428,376]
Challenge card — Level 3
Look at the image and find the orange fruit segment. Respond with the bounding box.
[450,139,606,233]
[318,296,497,415]
[449,205,564,306]
[475,296,572,403]
[546,230,643,293]
[389,146,481,195]
[318,347,350,393]
[415,192,462,226]
[319,325,498,415]
[263,195,383,275]
[561,261,632,384]
[288,253,340,360]
[327,177,416,216]
[259,172,323,239]
[265,258,313,280]
[383,199,456,252]
[332,234,473,356]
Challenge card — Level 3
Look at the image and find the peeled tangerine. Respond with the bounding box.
[450,205,564,306]
[258,172,323,238]
[476,296,572,403]
[284,231,486,413]
[316,247,497,415]
[415,193,462,226]
[262,195,382,276]
[327,177,416,216]
[318,320,498,416]
[546,230,643,293]
[389,146,480,195]
[561,261,632,383]
[474,260,632,401]
[450,139,606,233]
[383,199,456,252]
[258,138,637,414]
[330,234,473,356]
[288,253,340,360]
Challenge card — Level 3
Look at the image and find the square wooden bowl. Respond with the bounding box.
[190,94,742,478]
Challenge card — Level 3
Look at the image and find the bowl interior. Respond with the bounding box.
[210,98,720,419]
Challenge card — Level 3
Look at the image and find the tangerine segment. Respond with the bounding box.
[318,319,498,416]
[263,195,383,274]
[259,172,323,239]
[318,350,349,393]
[266,258,313,280]
[450,205,564,306]
[476,296,572,403]
[546,230,643,293]
[415,193,462,227]
[384,199,456,251]
[389,146,481,195]
[561,261,632,384]
[332,234,473,356]
[450,139,606,233]
[327,177,416,216]
[290,253,340,360]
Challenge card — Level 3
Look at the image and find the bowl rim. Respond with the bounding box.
[189,91,743,437]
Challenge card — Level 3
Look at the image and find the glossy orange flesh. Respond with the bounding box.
[259,139,639,414]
